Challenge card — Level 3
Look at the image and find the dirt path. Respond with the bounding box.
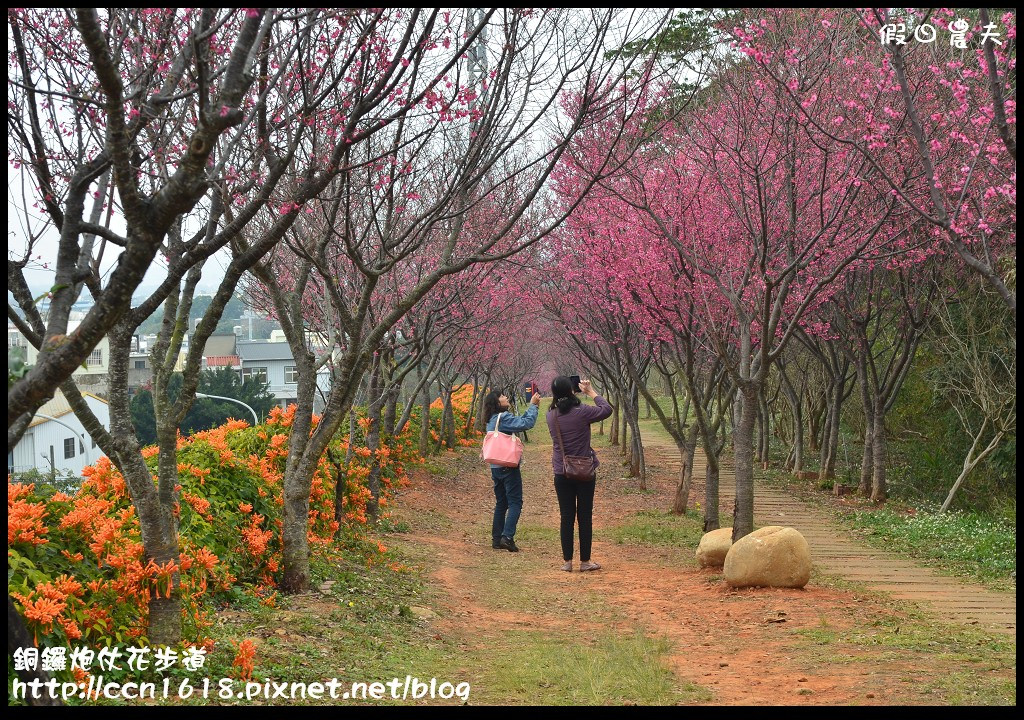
[390,431,1016,705]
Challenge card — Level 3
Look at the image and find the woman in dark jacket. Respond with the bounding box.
[546,377,613,572]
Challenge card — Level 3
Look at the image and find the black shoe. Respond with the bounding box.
[492,538,502,549]
[498,536,520,552]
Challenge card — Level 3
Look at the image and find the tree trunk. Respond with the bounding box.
[621,402,630,460]
[870,398,887,502]
[704,456,720,532]
[630,421,646,489]
[148,429,183,647]
[940,423,1003,513]
[279,366,333,594]
[757,388,770,468]
[807,389,824,453]
[856,359,874,496]
[331,448,346,527]
[365,400,383,521]
[464,376,479,438]
[671,427,699,515]
[439,381,456,449]
[779,375,803,473]
[346,405,357,465]
[817,396,832,480]
[672,445,691,515]
[824,387,842,479]
[819,380,839,480]
[109,324,183,644]
[609,395,619,446]
[382,384,399,438]
[476,373,492,431]
[281,455,315,592]
[732,385,758,541]
[419,379,432,457]
[791,402,804,473]
[859,430,873,496]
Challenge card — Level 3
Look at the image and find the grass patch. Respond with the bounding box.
[514,522,561,546]
[611,510,704,549]
[470,629,711,705]
[160,530,463,706]
[786,565,1016,705]
[758,466,1016,591]
[842,507,1016,588]
[920,672,1017,706]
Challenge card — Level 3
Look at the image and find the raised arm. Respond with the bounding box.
[497,403,539,433]
[576,379,613,422]
[578,394,613,422]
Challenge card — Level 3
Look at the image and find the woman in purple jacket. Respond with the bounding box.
[546,376,613,572]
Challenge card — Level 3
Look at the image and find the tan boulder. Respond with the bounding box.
[695,527,733,568]
[723,526,811,589]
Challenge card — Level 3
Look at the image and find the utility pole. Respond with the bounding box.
[466,8,489,108]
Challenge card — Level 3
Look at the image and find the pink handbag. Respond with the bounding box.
[481,412,524,467]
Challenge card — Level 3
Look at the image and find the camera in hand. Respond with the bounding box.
[569,375,581,393]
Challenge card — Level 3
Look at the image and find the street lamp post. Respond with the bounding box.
[32,413,91,479]
[195,393,260,426]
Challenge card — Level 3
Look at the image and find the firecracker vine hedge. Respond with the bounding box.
[6,399,452,662]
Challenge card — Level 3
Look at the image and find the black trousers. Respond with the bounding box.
[553,474,596,562]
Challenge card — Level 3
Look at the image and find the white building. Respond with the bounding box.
[8,391,110,479]
[9,319,111,378]
[236,341,332,412]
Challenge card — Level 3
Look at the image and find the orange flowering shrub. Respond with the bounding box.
[9,458,232,651]
[8,398,421,663]
[7,408,341,653]
[424,383,484,446]
[231,638,257,682]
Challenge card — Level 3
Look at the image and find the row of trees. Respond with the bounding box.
[7,8,688,657]
[7,7,1014,667]
[538,8,1015,539]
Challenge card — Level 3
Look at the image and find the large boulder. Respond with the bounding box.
[723,526,811,589]
[696,527,733,568]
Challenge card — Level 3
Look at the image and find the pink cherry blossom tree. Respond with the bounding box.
[244,8,681,592]
[736,8,1016,315]
[558,21,917,538]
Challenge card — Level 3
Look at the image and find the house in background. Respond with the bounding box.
[237,341,332,412]
[201,333,240,371]
[9,316,111,397]
[8,390,110,479]
[127,334,153,393]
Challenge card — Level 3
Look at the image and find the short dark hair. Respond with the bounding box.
[549,376,581,414]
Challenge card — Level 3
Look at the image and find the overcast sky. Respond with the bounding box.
[8,8,678,308]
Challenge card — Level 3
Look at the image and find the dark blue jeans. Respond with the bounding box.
[492,466,524,541]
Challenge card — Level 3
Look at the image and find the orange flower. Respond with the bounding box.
[58,616,82,640]
[20,595,65,631]
[238,502,253,514]
[232,639,257,682]
[8,498,48,546]
[182,491,211,517]
[8,481,35,502]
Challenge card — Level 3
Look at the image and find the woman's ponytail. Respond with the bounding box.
[549,376,582,414]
